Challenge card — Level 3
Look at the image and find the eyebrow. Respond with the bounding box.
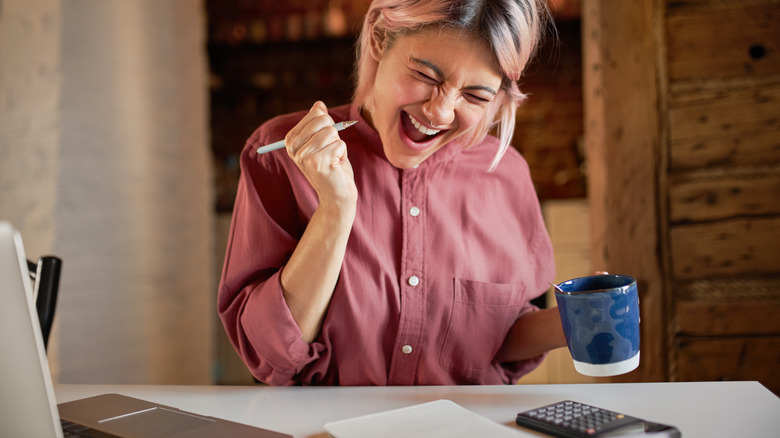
[411,57,498,96]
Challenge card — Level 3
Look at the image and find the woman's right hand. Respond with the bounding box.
[284,101,358,212]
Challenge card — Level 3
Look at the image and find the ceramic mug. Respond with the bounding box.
[554,274,640,377]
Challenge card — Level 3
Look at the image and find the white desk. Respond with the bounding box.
[55,381,779,438]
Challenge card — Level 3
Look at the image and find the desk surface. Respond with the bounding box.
[55,381,779,438]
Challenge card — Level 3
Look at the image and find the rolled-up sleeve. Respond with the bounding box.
[217,123,324,386]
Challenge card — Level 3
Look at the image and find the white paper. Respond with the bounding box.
[323,399,522,438]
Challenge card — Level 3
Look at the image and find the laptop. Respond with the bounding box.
[0,221,291,438]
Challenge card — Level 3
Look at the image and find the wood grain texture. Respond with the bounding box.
[675,300,780,336]
[583,0,666,382]
[669,85,780,146]
[670,128,780,169]
[669,175,780,222]
[675,336,780,394]
[666,3,780,81]
[670,217,780,279]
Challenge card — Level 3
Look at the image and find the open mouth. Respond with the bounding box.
[402,112,442,145]
[409,113,440,136]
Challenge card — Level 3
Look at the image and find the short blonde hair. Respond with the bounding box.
[353,0,551,171]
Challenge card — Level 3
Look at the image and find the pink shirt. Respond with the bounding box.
[218,104,555,386]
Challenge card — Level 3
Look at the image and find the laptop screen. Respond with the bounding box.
[0,221,63,438]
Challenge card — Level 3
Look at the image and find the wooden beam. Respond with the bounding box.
[669,174,780,223]
[675,336,780,395]
[666,3,780,82]
[670,217,780,279]
[669,85,780,147]
[676,300,780,336]
[583,0,666,382]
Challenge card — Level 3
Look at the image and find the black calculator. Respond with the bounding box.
[515,400,680,437]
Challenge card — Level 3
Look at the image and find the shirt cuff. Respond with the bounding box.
[241,270,324,384]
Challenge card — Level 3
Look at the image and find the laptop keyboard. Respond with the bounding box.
[61,420,116,437]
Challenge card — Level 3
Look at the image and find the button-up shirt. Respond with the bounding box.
[218,104,555,385]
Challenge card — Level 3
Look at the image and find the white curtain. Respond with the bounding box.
[1,0,214,384]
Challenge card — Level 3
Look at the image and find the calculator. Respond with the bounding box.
[515,400,680,437]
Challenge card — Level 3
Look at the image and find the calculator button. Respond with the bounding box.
[516,400,646,438]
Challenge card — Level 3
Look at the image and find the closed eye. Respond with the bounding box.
[414,70,439,84]
[464,85,497,105]
[466,93,491,104]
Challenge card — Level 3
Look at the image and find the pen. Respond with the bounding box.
[256,120,359,155]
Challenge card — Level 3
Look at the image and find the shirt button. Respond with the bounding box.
[408,275,420,287]
[401,345,413,354]
[409,206,421,217]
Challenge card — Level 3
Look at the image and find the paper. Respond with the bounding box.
[323,399,522,438]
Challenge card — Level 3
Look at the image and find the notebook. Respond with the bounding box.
[324,399,523,438]
[0,221,291,438]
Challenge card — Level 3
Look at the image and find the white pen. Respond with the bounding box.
[256,120,359,155]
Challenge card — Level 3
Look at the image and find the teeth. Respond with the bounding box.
[408,114,441,136]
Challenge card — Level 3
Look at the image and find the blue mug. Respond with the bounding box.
[554,275,640,377]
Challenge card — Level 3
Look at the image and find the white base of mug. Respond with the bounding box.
[573,352,640,377]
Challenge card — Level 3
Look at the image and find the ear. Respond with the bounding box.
[368,14,389,62]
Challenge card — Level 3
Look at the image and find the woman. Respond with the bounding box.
[218,0,566,386]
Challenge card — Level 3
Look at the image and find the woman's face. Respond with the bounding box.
[363,27,503,169]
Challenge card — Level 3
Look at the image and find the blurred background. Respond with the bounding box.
[1,0,778,394]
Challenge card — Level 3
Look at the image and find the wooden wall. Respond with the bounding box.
[585,0,780,393]
[664,0,780,393]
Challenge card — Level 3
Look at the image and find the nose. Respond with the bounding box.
[421,88,455,128]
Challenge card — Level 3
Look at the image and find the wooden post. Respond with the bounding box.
[582,0,667,382]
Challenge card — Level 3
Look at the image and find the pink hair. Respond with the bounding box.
[353,0,551,171]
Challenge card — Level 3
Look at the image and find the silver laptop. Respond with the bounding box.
[0,221,291,438]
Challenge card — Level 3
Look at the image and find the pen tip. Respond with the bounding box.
[344,120,358,128]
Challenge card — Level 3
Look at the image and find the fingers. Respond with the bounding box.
[284,101,334,156]
[284,101,353,176]
[330,140,348,168]
[297,137,349,173]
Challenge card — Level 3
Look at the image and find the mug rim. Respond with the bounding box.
[554,274,636,295]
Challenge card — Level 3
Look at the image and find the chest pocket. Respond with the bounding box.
[439,278,526,382]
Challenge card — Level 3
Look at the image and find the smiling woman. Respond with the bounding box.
[362,27,503,168]
[354,0,548,171]
[218,0,564,387]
